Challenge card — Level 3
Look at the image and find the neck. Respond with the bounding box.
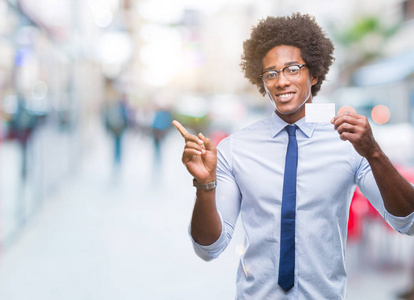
[276,110,304,124]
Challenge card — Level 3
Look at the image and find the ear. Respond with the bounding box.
[311,76,318,86]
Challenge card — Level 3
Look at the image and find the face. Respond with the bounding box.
[262,45,318,124]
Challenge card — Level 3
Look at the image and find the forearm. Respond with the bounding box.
[191,188,222,245]
[367,149,414,217]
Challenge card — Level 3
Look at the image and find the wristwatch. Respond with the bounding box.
[193,178,217,190]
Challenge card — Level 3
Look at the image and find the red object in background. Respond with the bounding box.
[348,187,368,242]
[347,165,414,241]
[209,130,229,146]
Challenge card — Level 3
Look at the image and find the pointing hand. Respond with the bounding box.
[173,120,217,183]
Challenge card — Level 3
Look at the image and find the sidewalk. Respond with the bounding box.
[0,126,411,299]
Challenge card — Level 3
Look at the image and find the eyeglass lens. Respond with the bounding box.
[262,65,302,86]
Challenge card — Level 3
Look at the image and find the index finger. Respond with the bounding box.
[172,120,189,138]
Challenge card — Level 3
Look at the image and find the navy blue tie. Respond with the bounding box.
[278,125,298,292]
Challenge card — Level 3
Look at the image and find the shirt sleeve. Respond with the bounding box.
[189,136,242,261]
[355,155,414,236]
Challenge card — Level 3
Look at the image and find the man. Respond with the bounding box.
[173,13,414,299]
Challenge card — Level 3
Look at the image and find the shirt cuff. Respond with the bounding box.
[384,210,414,235]
[188,212,228,261]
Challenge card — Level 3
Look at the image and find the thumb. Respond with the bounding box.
[198,133,215,150]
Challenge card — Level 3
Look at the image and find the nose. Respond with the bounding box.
[276,72,291,88]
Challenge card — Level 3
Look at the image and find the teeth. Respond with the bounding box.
[278,93,293,99]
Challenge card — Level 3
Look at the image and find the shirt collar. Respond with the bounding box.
[270,111,316,138]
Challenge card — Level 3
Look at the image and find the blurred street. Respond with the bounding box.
[1,0,414,299]
[0,122,413,300]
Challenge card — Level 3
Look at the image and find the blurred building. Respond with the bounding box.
[331,0,414,165]
[0,0,119,249]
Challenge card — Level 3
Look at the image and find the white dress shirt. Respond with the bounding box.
[190,112,414,299]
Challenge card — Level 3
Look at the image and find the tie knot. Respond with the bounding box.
[285,125,297,137]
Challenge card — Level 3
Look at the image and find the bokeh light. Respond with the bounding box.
[337,105,357,115]
[371,104,391,125]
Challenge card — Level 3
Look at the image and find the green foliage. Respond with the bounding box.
[330,14,402,85]
[171,112,210,132]
[335,15,400,46]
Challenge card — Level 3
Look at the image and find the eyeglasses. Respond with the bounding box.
[260,64,307,86]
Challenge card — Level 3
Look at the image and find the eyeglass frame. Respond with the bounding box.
[259,64,308,86]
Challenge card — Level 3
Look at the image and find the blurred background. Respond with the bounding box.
[0,0,414,299]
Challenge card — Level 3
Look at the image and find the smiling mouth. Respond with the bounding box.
[276,92,295,101]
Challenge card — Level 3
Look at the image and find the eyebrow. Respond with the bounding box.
[263,61,300,72]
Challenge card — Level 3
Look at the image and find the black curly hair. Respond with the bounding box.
[240,13,335,97]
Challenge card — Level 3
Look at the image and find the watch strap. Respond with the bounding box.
[193,178,217,190]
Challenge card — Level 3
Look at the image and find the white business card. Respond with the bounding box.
[305,103,336,123]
